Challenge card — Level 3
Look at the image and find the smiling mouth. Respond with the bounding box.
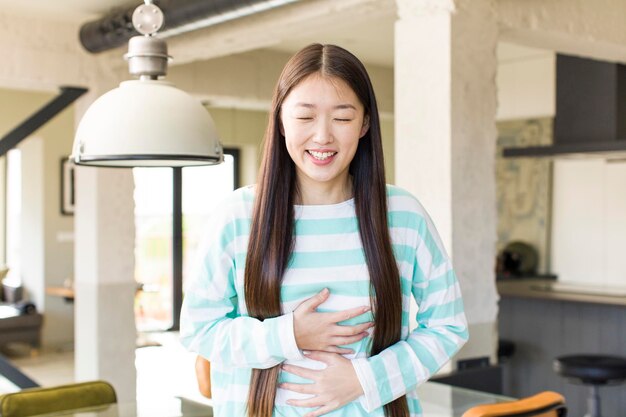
[307,150,337,161]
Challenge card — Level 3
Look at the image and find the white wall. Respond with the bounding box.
[496,42,555,121]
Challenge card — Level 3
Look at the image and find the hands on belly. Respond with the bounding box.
[293,288,373,354]
[286,289,372,416]
[281,351,363,417]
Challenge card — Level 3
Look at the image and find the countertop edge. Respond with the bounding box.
[497,279,626,306]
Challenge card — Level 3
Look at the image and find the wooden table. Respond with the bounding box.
[45,287,75,302]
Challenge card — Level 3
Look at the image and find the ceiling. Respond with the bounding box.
[0,0,132,20]
[267,14,395,68]
[0,0,545,68]
[0,0,396,66]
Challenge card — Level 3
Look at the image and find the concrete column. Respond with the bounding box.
[395,0,499,364]
[74,88,137,401]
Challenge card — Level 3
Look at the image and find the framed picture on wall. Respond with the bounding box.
[61,157,75,216]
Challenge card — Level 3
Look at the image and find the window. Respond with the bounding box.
[133,149,239,331]
[182,153,236,290]
[133,168,173,331]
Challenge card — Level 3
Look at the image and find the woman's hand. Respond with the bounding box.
[280,351,364,417]
[293,288,372,354]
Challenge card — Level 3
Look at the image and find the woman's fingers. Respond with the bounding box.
[284,354,362,416]
[304,350,339,363]
[279,382,316,395]
[298,288,331,311]
[322,346,354,354]
[332,321,373,336]
[282,364,318,380]
[330,332,369,347]
[324,305,370,323]
[287,396,324,408]
[293,290,372,352]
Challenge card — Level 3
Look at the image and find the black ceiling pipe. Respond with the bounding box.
[80,0,298,53]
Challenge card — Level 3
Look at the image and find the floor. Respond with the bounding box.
[0,332,207,405]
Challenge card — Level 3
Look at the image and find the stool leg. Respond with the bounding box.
[584,384,601,417]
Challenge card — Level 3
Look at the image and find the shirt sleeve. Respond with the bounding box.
[351,211,469,412]
[179,208,305,369]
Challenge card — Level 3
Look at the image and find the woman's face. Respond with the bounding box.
[280,73,369,193]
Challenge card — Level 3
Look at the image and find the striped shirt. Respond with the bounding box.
[180,184,468,417]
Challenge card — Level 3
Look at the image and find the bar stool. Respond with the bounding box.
[553,354,626,417]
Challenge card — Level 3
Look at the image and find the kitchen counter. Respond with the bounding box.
[498,281,626,416]
[497,278,626,306]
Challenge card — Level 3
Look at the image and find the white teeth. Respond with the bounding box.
[309,150,336,160]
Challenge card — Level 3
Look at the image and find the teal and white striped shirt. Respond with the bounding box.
[180,185,468,417]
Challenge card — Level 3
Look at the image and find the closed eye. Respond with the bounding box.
[335,118,352,122]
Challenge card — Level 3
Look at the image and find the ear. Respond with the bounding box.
[360,115,370,138]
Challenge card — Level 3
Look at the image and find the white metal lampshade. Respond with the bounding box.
[72,79,223,167]
[71,1,223,168]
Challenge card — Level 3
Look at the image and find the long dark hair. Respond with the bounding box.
[244,44,407,417]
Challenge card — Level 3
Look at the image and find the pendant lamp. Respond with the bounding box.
[71,1,223,167]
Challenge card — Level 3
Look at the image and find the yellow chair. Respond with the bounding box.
[0,380,117,417]
[462,391,566,417]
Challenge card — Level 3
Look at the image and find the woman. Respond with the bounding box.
[180,44,468,417]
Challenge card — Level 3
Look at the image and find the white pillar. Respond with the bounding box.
[74,89,137,401]
[19,137,45,310]
[0,156,5,266]
[395,0,499,364]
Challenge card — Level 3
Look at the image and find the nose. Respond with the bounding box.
[312,118,333,145]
